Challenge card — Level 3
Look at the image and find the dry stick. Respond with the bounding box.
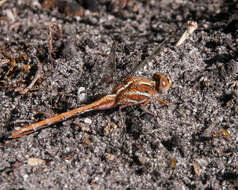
[176,21,198,47]
[0,0,8,7]
[48,23,62,62]
[21,55,43,95]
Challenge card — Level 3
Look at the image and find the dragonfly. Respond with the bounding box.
[6,72,171,139]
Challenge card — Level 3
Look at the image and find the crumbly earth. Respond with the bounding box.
[0,0,238,189]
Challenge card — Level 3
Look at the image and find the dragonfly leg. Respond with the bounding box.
[155,97,169,106]
[140,99,156,116]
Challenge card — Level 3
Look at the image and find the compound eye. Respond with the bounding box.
[159,76,171,93]
[153,72,171,93]
[161,78,167,88]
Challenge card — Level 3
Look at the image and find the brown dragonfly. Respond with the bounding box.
[6,72,171,139]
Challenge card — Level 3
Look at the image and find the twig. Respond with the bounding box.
[48,23,62,61]
[176,21,198,46]
[0,0,8,7]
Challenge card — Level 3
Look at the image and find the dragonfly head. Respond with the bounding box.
[153,72,171,93]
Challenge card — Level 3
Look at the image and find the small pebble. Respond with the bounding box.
[105,153,115,161]
[84,118,92,124]
[23,174,29,181]
[77,87,87,102]
[27,158,46,166]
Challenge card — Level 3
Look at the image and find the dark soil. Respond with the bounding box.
[0,0,238,189]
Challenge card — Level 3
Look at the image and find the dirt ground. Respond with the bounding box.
[0,0,238,189]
